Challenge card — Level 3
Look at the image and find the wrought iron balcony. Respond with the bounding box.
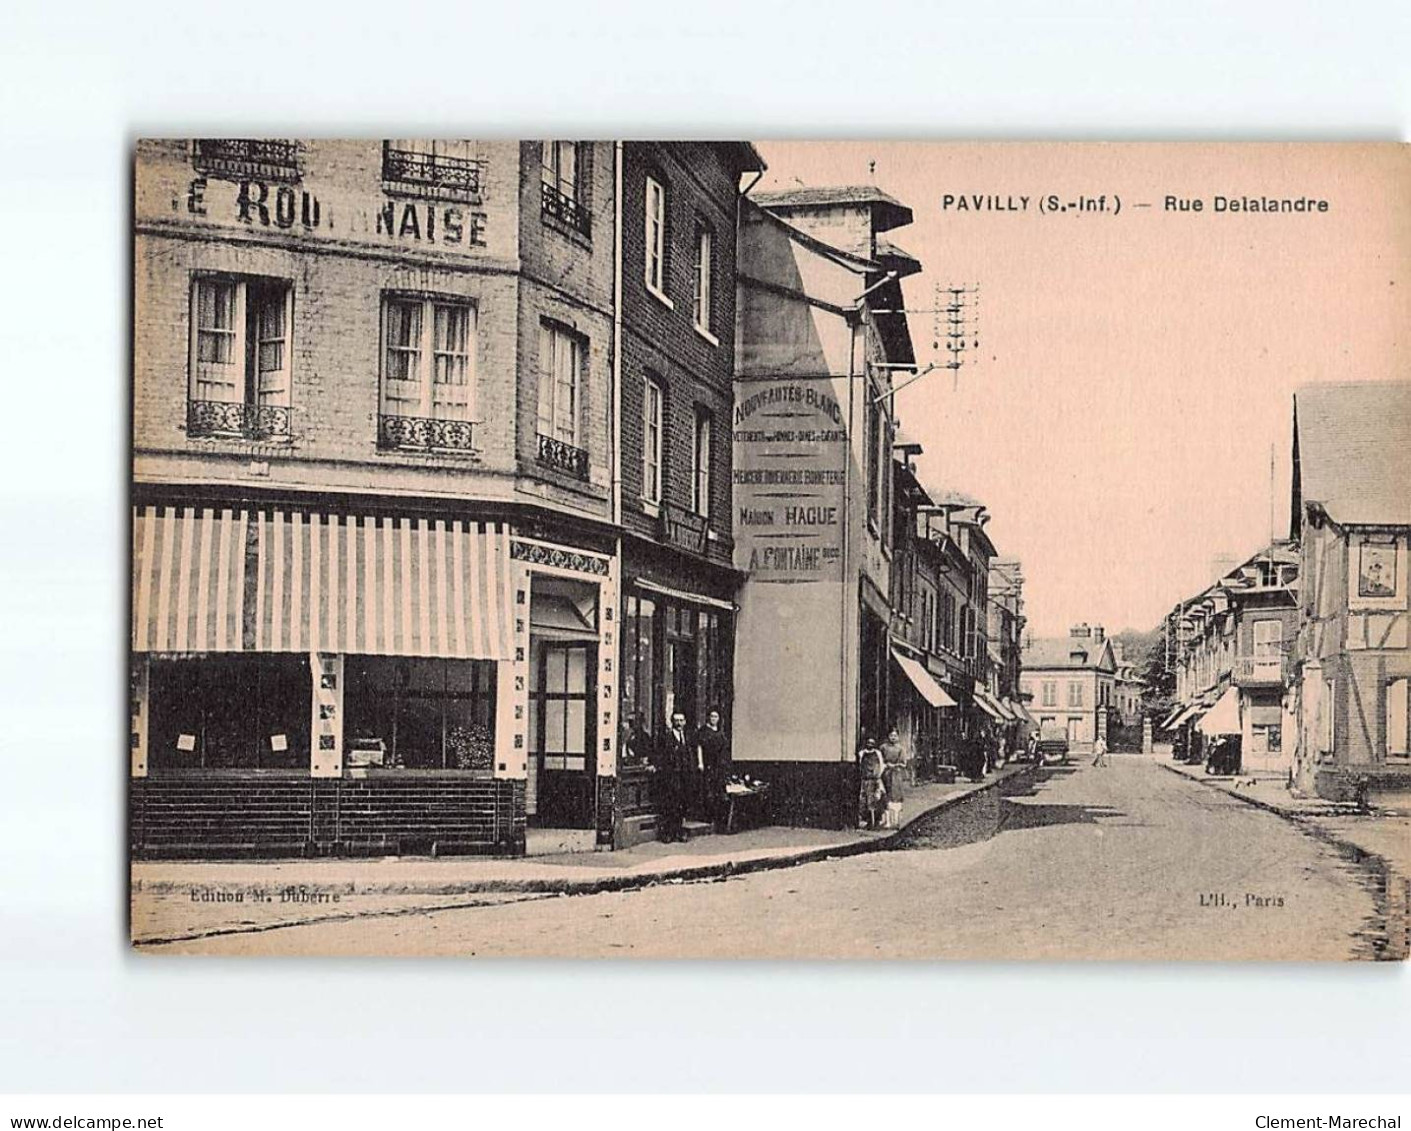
[192,139,300,182]
[1232,654,1289,688]
[379,414,476,453]
[541,180,591,236]
[187,400,291,442]
[536,433,590,480]
[382,147,484,200]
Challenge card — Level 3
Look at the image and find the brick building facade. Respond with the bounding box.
[613,142,764,844]
[130,139,622,856]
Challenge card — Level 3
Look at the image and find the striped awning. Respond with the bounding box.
[131,504,513,659]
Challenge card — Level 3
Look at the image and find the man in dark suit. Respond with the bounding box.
[657,711,692,843]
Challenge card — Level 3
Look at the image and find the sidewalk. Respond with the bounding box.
[1157,755,1411,888]
[132,763,1037,946]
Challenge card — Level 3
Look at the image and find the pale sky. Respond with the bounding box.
[754,142,1411,638]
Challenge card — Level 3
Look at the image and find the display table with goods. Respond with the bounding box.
[722,775,771,834]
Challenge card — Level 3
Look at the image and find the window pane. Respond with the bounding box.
[566,647,587,694]
[196,280,237,365]
[545,700,566,753]
[565,700,586,753]
[554,333,577,442]
[545,646,568,693]
[397,695,443,768]
[386,300,422,384]
[537,324,554,435]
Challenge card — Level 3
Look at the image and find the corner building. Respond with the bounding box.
[130,139,620,856]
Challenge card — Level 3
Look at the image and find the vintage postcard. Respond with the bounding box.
[128,140,1410,959]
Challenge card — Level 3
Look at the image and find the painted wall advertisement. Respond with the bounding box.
[733,377,848,583]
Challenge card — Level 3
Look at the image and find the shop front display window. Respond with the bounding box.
[344,656,496,771]
[148,654,310,772]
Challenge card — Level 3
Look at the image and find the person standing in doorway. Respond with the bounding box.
[697,708,731,831]
[657,711,692,843]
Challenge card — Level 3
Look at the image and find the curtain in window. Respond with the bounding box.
[537,325,579,445]
[192,279,242,403]
[431,303,470,420]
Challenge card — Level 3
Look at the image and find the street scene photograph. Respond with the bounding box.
[127,140,1410,959]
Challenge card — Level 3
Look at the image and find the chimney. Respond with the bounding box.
[1070,623,1090,638]
[1092,625,1105,643]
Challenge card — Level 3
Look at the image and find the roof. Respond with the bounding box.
[1023,635,1117,672]
[928,488,985,509]
[873,237,922,277]
[1293,381,1411,527]
[753,185,914,232]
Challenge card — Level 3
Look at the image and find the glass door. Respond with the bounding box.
[532,643,597,828]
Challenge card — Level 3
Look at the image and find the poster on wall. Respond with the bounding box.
[1358,540,1398,598]
[732,377,849,584]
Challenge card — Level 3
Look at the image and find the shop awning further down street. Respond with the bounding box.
[892,649,958,708]
[1197,685,1242,737]
[1169,702,1205,729]
[972,689,1006,721]
[1159,706,1184,729]
[1006,698,1035,724]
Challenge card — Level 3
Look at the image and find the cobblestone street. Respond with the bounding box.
[148,756,1400,959]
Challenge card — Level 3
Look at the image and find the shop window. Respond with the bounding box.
[379,294,476,452]
[344,657,496,770]
[621,595,657,746]
[148,655,310,772]
[642,375,664,505]
[536,322,588,479]
[541,141,589,235]
[188,275,292,441]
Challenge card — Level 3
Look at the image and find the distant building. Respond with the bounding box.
[1168,543,1300,774]
[1289,381,1411,802]
[1020,625,1117,751]
[1110,641,1145,726]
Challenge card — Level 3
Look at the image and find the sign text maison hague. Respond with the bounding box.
[186,177,489,248]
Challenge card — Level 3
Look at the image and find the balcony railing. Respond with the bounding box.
[382,147,483,200]
[187,400,291,441]
[536,433,589,480]
[1232,654,1289,687]
[192,139,300,182]
[379,414,476,453]
[541,180,591,236]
